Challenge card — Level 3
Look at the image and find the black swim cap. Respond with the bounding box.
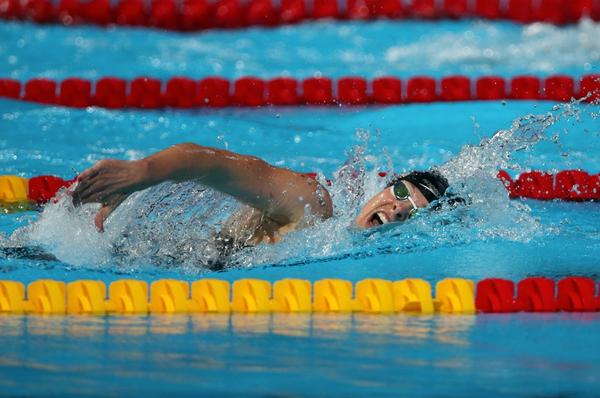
[387,170,449,204]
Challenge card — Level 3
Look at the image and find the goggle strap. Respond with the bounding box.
[406,195,418,212]
[418,183,439,200]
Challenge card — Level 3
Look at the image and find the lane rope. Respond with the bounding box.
[1,74,599,109]
[1,0,599,31]
[0,170,598,211]
[0,276,598,315]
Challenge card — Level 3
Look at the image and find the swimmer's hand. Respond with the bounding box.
[73,159,148,232]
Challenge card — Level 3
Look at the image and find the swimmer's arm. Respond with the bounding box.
[140,143,333,224]
[75,143,332,226]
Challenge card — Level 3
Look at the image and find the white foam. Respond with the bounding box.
[385,19,600,74]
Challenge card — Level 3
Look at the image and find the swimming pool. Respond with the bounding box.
[1,15,600,397]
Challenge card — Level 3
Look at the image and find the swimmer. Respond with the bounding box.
[73,143,450,244]
[2,143,451,267]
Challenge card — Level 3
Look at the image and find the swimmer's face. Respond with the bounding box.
[355,180,429,229]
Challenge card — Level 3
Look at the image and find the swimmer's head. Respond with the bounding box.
[355,170,449,229]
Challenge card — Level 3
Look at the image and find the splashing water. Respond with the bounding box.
[4,102,597,273]
[255,104,593,267]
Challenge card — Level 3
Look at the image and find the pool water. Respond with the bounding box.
[1,17,600,397]
[2,313,600,397]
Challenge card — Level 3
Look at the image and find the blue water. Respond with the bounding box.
[1,18,600,397]
[2,313,600,397]
[1,19,600,79]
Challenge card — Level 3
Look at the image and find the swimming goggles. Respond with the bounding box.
[390,181,418,219]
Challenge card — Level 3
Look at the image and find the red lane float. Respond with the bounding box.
[372,77,402,104]
[23,78,57,104]
[557,277,597,312]
[1,75,598,109]
[128,77,163,108]
[475,278,516,313]
[545,75,575,101]
[198,77,230,107]
[149,0,179,30]
[94,77,127,108]
[444,0,469,19]
[476,76,506,100]
[2,0,600,31]
[507,0,534,23]
[233,77,265,106]
[338,77,368,105]
[115,0,146,26]
[373,0,404,18]
[302,77,333,105]
[28,176,73,204]
[214,0,245,28]
[164,77,197,108]
[475,0,502,19]
[267,78,299,105]
[406,76,437,102]
[499,170,600,202]
[347,0,372,19]
[84,0,112,25]
[517,277,557,312]
[313,0,338,19]
[441,76,471,101]
[280,0,305,23]
[0,79,21,99]
[476,277,600,313]
[180,0,212,30]
[510,75,541,100]
[580,75,600,102]
[59,78,92,108]
[410,0,437,19]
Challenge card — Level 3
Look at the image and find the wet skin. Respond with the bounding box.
[355,180,429,229]
[72,143,426,241]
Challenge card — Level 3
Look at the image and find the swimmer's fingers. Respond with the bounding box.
[73,165,107,205]
[76,162,104,186]
[78,189,119,207]
[73,177,107,205]
[73,159,139,206]
[76,185,128,207]
[74,175,120,205]
[94,194,126,232]
[73,159,120,204]
[72,178,96,205]
[94,204,120,232]
[94,206,112,232]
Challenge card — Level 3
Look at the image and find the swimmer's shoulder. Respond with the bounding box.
[304,176,334,220]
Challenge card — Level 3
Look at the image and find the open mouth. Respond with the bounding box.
[369,211,389,227]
